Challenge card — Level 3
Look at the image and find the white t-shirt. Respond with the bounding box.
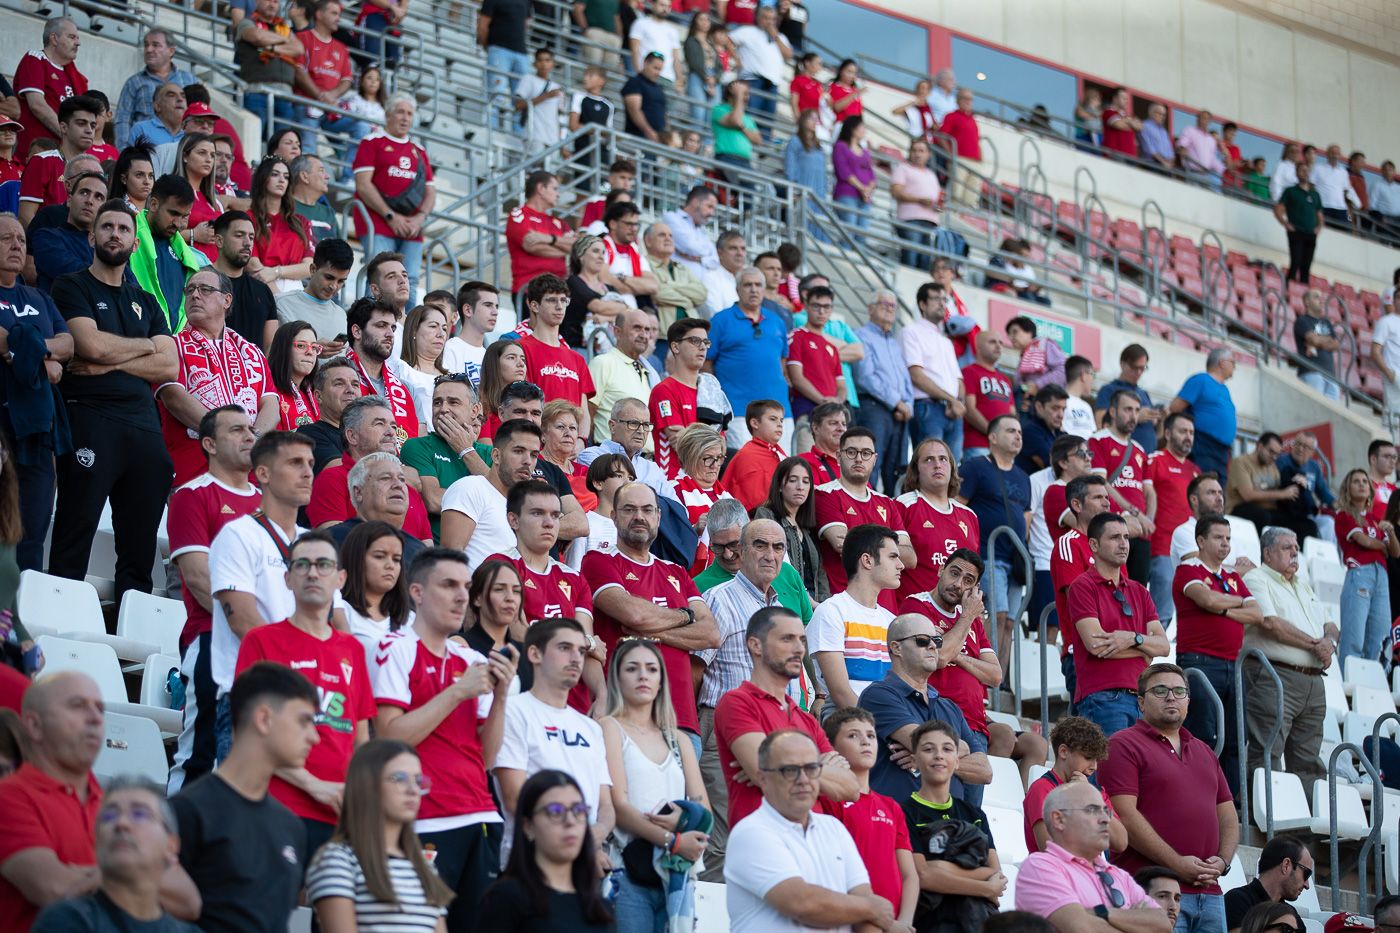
[564,511,617,570]
[1063,396,1096,438]
[725,799,869,933]
[440,475,515,571]
[1374,314,1400,385]
[515,73,564,148]
[806,590,894,700]
[1028,468,1059,570]
[341,603,414,674]
[494,691,611,865]
[628,16,679,83]
[398,365,436,432]
[208,514,306,694]
[441,337,487,387]
[729,25,788,87]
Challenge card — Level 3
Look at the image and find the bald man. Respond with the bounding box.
[0,673,198,931]
[587,307,661,432]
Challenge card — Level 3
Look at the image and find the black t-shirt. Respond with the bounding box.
[329,517,427,564]
[462,623,533,692]
[901,791,995,857]
[574,93,614,129]
[50,269,171,431]
[480,0,530,52]
[621,74,666,136]
[298,419,344,473]
[170,774,307,933]
[1223,878,1302,931]
[33,894,200,933]
[477,877,615,932]
[227,272,278,348]
[1293,313,1336,376]
[564,274,602,348]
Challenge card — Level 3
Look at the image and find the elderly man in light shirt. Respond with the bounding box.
[1177,110,1225,191]
[645,220,708,336]
[1240,526,1337,791]
[1137,103,1175,173]
[929,68,958,123]
[577,396,677,501]
[1370,160,1400,242]
[1311,144,1361,228]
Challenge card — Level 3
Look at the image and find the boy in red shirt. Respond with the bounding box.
[516,273,596,417]
[787,285,844,452]
[722,399,787,510]
[822,707,918,925]
[650,318,707,478]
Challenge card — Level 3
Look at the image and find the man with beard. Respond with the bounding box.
[211,210,278,347]
[0,212,73,572]
[275,238,353,355]
[343,296,419,445]
[1146,412,1200,626]
[130,174,200,334]
[364,252,411,355]
[157,267,279,486]
[49,199,177,603]
[30,167,104,293]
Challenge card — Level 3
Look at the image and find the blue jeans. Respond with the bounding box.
[1340,563,1391,663]
[835,194,872,232]
[686,71,717,126]
[980,557,1023,619]
[684,729,702,760]
[855,396,908,496]
[215,693,232,762]
[1175,893,1226,933]
[1149,555,1176,626]
[962,728,988,809]
[745,75,777,138]
[1076,688,1140,739]
[1178,652,1239,800]
[614,872,668,933]
[299,108,361,162]
[1185,170,1223,193]
[1299,369,1342,400]
[486,46,532,133]
[1189,433,1232,484]
[362,235,425,307]
[899,219,936,271]
[359,10,402,64]
[244,91,297,140]
[912,398,964,463]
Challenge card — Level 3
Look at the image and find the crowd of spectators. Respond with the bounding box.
[1,3,1396,933]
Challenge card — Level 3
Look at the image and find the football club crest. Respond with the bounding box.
[667,575,680,592]
[131,301,143,320]
[76,447,95,468]
[876,505,887,521]
[558,580,572,601]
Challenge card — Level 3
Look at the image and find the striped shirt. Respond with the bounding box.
[807,590,895,698]
[306,843,445,932]
[699,571,781,707]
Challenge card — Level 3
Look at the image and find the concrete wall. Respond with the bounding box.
[1222,0,1400,62]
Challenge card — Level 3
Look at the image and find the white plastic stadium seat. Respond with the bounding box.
[1302,537,1341,569]
[1026,764,1050,787]
[694,880,728,933]
[1219,853,1247,893]
[985,756,1026,810]
[1309,561,1345,617]
[19,570,157,664]
[288,906,313,933]
[1010,638,1068,702]
[116,591,185,658]
[985,710,1022,731]
[1293,878,1320,916]
[1324,663,1349,724]
[1310,779,1370,839]
[94,712,168,787]
[138,653,183,739]
[36,636,182,735]
[1251,768,1312,832]
[1345,657,1390,698]
[1351,685,1398,732]
[1387,830,1400,894]
[1229,521,1262,567]
[984,806,1029,867]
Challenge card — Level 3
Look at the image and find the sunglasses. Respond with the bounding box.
[434,372,472,386]
[897,633,944,650]
[1111,588,1133,618]
[1096,871,1125,909]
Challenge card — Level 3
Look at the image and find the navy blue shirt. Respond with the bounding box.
[959,454,1031,564]
[0,280,68,408]
[621,73,667,137]
[1094,378,1157,453]
[1015,412,1060,474]
[30,222,92,294]
[859,670,979,802]
[152,235,188,323]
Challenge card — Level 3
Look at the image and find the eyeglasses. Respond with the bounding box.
[292,340,324,354]
[1213,572,1232,594]
[97,802,162,826]
[1059,805,1111,818]
[288,557,338,574]
[712,541,741,558]
[699,454,725,468]
[183,282,224,298]
[897,633,944,650]
[1144,685,1190,699]
[841,447,877,461]
[632,360,649,381]
[679,337,712,349]
[761,762,824,782]
[1110,588,1133,618]
[1096,870,1125,909]
[807,302,834,312]
[615,418,654,433]
[386,771,432,794]
[534,801,591,824]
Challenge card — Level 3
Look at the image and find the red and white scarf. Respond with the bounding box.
[175,326,268,424]
[346,348,419,447]
[277,383,320,430]
[603,234,644,277]
[912,103,935,141]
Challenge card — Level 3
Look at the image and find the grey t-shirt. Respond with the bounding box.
[276,289,346,343]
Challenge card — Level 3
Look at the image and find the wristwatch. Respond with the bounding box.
[1133,633,1144,647]
[680,607,696,627]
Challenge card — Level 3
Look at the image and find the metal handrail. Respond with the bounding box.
[1037,602,1055,740]
[1329,742,1384,912]
[1325,290,1360,401]
[1184,667,1225,758]
[1235,648,1284,841]
[1366,711,1400,907]
[985,524,1033,714]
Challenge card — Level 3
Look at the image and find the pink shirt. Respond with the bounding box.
[1014,841,1158,918]
[1177,125,1224,174]
[891,162,942,223]
[898,318,961,401]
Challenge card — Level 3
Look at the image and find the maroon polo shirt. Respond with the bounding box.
[1173,559,1255,661]
[1098,719,1233,894]
[714,680,832,827]
[1065,567,1159,701]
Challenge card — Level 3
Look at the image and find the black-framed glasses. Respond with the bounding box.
[711,540,741,557]
[761,762,823,782]
[751,318,763,339]
[1144,685,1190,699]
[183,282,224,298]
[679,336,712,349]
[615,418,654,433]
[1110,588,1133,618]
[897,633,944,650]
[632,359,649,381]
[534,801,590,824]
[1096,870,1125,908]
[841,447,877,461]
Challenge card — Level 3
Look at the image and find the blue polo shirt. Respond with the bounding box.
[858,670,978,801]
[708,302,790,418]
[1175,372,1236,446]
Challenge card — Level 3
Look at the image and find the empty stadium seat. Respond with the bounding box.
[19,570,156,665]
[116,591,186,659]
[1303,537,1342,568]
[985,756,1027,810]
[36,636,183,735]
[1251,768,1312,832]
[1346,658,1391,697]
[1010,638,1069,703]
[95,712,168,787]
[1310,779,1370,839]
[289,907,313,933]
[695,880,728,933]
[1228,522,1262,568]
[1352,685,1398,730]
[1219,854,1248,893]
[1293,879,1321,916]
[985,806,1030,867]
[138,653,183,739]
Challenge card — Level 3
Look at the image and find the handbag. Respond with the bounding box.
[382,155,427,215]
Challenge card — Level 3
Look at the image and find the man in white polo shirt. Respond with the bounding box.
[725,729,895,933]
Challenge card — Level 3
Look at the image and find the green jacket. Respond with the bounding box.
[130,210,205,334]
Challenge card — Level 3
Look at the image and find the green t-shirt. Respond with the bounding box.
[1280,184,1323,234]
[693,562,813,623]
[582,0,620,31]
[400,433,471,541]
[294,198,342,241]
[711,103,756,161]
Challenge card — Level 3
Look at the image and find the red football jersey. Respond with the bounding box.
[897,592,994,734]
[895,491,979,600]
[13,50,87,153]
[1147,449,1200,556]
[1088,430,1150,514]
[1337,510,1389,569]
[1371,481,1396,524]
[17,150,64,208]
[485,549,594,624]
[297,30,352,92]
[818,790,911,912]
[814,479,907,612]
[581,550,704,733]
[786,327,841,418]
[167,475,261,646]
[506,204,570,293]
[961,362,1014,449]
[1050,529,1094,658]
[0,156,22,186]
[649,377,698,479]
[236,621,376,823]
[1043,482,1071,540]
[1172,559,1253,660]
[352,131,434,240]
[519,335,595,407]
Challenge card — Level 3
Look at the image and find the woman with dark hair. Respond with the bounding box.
[267,127,303,163]
[564,453,635,570]
[340,520,411,669]
[783,108,827,194]
[249,156,313,293]
[477,340,529,443]
[829,58,864,119]
[108,143,156,212]
[397,304,450,434]
[1238,901,1300,933]
[268,320,322,430]
[682,10,719,124]
[463,558,532,693]
[832,115,875,232]
[898,436,979,600]
[306,739,454,932]
[478,769,615,931]
[176,131,223,259]
[755,456,828,603]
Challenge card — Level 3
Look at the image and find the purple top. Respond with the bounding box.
[832,141,875,201]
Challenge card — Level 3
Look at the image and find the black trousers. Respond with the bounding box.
[421,821,504,933]
[50,405,173,602]
[0,416,54,572]
[1286,229,1317,283]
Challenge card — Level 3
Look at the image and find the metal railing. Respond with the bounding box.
[1235,648,1284,841]
[985,525,1032,714]
[1185,668,1225,759]
[1328,742,1384,913]
[1366,712,1400,909]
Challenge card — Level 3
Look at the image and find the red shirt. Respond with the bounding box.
[0,664,28,712]
[800,448,840,485]
[939,109,981,161]
[722,437,786,511]
[1088,430,1149,514]
[790,74,823,113]
[87,142,118,163]
[352,131,434,240]
[1043,482,1071,540]
[189,189,223,261]
[1173,559,1253,660]
[829,82,862,119]
[723,0,758,24]
[787,327,842,419]
[819,790,911,912]
[506,204,570,293]
[815,479,906,611]
[1098,719,1233,894]
[13,50,88,153]
[236,621,377,823]
[1338,510,1390,568]
[1371,480,1396,523]
[372,629,499,820]
[649,377,698,479]
[0,764,102,932]
[579,196,605,230]
[519,334,595,406]
[1101,109,1138,158]
[1022,770,1117,853]
[581,550,704,733]
[961,362,1014,449]
[17,150,64,208]
[486,548,595,713]
[167,474,261,645]
[255,212,312,268]
[1147,449,1200,556]
[715,680,832,826]
[897,591,993,734]
[307,454,434,538]
[895,491,979,600]
[1051,530,1093,648]
[297,30,352,92]
[1064,569,1158,701]
[0,156,23,186]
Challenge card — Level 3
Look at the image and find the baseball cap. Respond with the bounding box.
[0,118,20,132]
[1325,913,1375,933]
[183,102,222,123]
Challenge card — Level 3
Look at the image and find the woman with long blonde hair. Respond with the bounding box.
[1336,467,1399,662]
